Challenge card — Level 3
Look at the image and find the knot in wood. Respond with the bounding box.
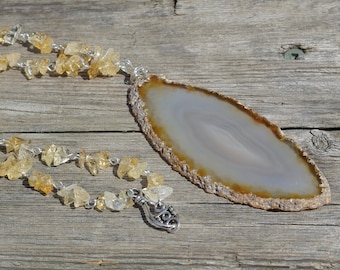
[310,129,330,152]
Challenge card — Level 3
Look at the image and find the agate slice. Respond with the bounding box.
[128,76,331,211]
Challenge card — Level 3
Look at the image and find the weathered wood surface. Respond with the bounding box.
[0,1,339,269]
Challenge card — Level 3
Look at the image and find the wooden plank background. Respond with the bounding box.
[0,1,339,269]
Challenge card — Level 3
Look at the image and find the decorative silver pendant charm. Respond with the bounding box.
[127,188,180,233]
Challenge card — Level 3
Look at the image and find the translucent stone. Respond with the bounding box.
[142,185,173,203]
[28,33,54,54]
[38,58,50,75]
[88,48,120,79]
[53,179,65,190]
[17,143,34,160]
[130,76,331,211]
[147,172,164,187]
[41,144,69,167]
[64,41,91,56]
[57,184,77,205]
[0,27,9,44]
[24,59,49,79]
[103,191,118,211]
[55,52,68,74]
[3,24,21,45]
[117,157,147,179]
[88,62,100,79]
[77,149,86,168]
[118,190,134,208]
[95,195,105,211]
[127,160,147,179]
[4,136,29,154]
[0,53,21,71]
[7,157,33,180]
[64,55,85,77]
[0,153,33,180]
[73,185,91,208]
[116,157,132,179]
[92,151,111,170]
[24,60,40,80]
[0,56,8,71]
[56,52,87,77]
[77,149,111,176]
[57,184,89,207]
[6,53,21,67]
[111,198,125,211]
[28,170,55,195]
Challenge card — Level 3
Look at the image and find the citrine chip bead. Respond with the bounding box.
[0,53,21,71]
[38,58,50,75]
[117,157,131,179]
[94,151,110,170]
[77,149,86,168]
[28,170,55,195]
[57,184,76,205]
[28,33,54,54]
[4,136,29,154]
[0,27,9,44]
[3,24,21,45]
[57,184,90,207]
[118,190,134,208]
[55,52,68,74]
[41,144,69,167]
[95,195,105,211]
[117,157,147,179]
[103,191,117,211]
[0,56,8,71]
[88,48,120,79]
[73,185,91,208]
[24,60,40,79]
[0,153,33,180]
[17,143,34,160]
[142,185,173,203]
[7,52,21,67]
[64,41,91,56]
[64,55,85,77]
[24,59,50,79]
[128,157,147,179]
[147,172,164,188]
[77,150,111,176]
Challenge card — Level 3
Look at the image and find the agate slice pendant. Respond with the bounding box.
[128,76,331,211]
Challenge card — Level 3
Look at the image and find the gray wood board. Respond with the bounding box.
[0,1,339,269]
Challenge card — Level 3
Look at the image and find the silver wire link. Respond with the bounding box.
[109,157,120,166]
[118,59,134,74]
[52,43,65,52]
[118,59,149,84]
[29,146,43,156]
[130,66,149,84]
[127,188,180,233]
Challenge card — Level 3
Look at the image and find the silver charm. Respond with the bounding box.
[127,188,180,233]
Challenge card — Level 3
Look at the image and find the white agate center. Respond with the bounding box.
[142,84,320,198]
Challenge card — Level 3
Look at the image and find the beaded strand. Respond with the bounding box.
[0,136,170,210]
[0,24,147,81]
[0,25,179,232]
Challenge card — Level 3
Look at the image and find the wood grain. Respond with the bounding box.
[0,1,339,269]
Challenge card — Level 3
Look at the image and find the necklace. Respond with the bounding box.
[0,25,331,230]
